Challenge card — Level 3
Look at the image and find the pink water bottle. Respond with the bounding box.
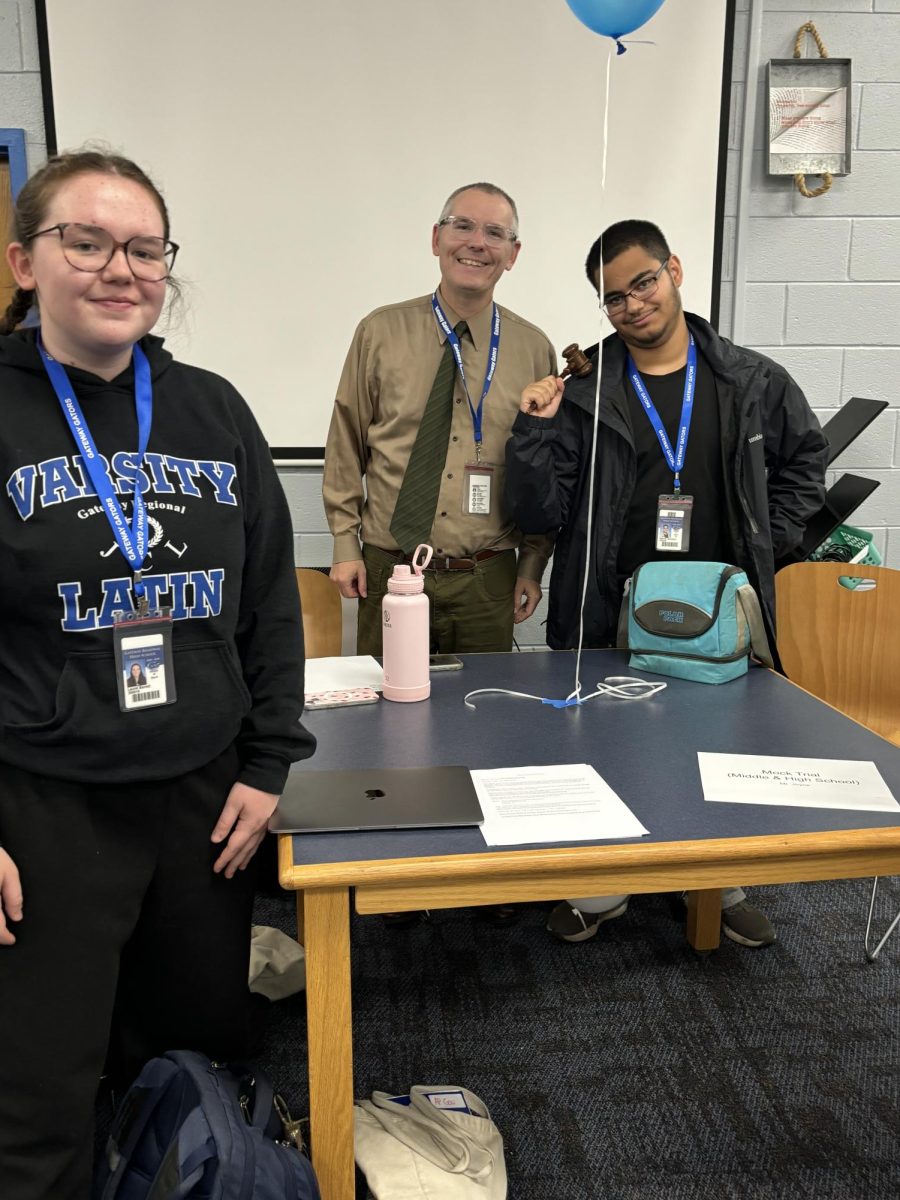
[382,544,432,703]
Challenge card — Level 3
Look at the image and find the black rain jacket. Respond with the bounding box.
[505,313,829,649]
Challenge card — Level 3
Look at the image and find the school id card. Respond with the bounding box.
[656,494,694,553]
[113,612,177,712]
[463,462,496,516]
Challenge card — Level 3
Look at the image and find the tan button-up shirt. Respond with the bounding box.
[323,291,556,581]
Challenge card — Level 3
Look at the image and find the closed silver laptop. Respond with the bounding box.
[269,766,483,834]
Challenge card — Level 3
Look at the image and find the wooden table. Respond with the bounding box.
[277,651,900,1199]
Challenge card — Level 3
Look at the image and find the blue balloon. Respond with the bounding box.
[565,0,665,41]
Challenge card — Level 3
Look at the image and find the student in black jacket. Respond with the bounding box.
[0,150,314,1200]
[505,220,828,950]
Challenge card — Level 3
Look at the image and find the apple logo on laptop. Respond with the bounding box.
[365,788,386,799]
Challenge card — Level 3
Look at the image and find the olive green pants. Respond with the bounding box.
[357,544,517,656]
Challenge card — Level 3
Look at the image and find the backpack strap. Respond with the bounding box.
[736,583,774,669]
[145,1111,218,1200]
[98,1059,184,1199]
[616,577,632,649]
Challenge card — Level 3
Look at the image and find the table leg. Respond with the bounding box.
[685,888,722,951]
[303,887,355,1200]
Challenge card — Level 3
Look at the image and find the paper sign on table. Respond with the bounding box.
[698,752,898,813]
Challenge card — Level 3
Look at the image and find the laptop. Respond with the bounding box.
[269,765,484,834]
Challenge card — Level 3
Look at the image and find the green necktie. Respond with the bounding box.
[389,321,467,554]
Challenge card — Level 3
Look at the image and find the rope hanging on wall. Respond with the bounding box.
[792,21,833,198]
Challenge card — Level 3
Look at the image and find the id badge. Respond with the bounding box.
[656,494,693,552]
[113,610,177,712]
[463,462,495,516]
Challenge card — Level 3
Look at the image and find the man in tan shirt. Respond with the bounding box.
[323,182,556,655]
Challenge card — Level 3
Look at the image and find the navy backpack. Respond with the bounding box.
[94,1050,321,1199]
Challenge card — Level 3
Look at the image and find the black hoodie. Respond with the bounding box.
[0,329,314,791]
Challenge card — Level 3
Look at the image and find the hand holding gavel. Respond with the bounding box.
[519,343,593,419]
[560,343,594,379]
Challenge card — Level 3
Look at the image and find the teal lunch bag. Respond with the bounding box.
[618,561,773,685]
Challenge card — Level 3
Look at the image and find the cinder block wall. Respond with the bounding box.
[5,0,897,650]
[722,0,900,568]
[0,0,42,162]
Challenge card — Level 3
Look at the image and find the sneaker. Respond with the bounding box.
[721,899,776,948]
[546,899,629,943]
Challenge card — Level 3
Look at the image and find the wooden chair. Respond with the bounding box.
[775,562,900,959]
[295,568,343,659]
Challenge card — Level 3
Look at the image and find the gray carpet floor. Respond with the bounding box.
[252,879,900,1199]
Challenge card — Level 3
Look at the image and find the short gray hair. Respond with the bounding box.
[438,182,519,237]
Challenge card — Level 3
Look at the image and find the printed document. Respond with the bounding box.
[698,753,898,813]
[471,764,649,847]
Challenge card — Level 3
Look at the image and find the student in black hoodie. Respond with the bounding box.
[0,150,314,1200]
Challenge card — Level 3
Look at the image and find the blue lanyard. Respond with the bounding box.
[626,333,697,493]
[38,337,152,604]
[431,294,500,460]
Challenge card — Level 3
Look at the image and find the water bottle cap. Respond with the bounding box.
[387,563,425,594]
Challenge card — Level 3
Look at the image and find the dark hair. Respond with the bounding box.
[2,148,174,334]
[584,220,671,287]
[439,182,519,236]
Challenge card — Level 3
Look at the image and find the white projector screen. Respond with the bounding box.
[40,0,733,455]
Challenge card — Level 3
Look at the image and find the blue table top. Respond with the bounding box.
[288,651,900,867]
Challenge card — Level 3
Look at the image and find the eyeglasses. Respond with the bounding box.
[32,223,179,281]
[437,215,518,247]
[601,260,669,315]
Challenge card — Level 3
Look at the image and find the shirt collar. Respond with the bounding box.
[434,288,496,352]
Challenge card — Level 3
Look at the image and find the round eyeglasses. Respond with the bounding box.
[601,260,669,316]
[437,215,518,248]
[33,223,179,281]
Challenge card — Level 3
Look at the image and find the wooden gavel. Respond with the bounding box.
[560,343,594,379]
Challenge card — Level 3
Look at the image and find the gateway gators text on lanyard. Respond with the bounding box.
[38,338,176,710]
[432,293,501,516]
[627,333,698,553]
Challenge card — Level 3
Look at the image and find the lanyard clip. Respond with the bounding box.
[134,570,149,617]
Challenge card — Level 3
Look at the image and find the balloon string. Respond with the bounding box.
[463,678,666,711]
[616,37,656,54]
[572,37,613,706]
[600,39,611,190]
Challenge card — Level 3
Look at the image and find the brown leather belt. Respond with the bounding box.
[370,546,508,572]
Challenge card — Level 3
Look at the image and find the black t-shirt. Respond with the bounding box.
[616,352,731,582]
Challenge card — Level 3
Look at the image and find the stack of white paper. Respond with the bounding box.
[471,764,649,847]
[304,655,383,696]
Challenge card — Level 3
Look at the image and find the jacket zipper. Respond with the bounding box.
[733,416,759,535]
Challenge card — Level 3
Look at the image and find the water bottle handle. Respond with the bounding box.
[412,544,433,575]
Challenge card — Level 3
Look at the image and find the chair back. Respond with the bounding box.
[295,568,343,659]
[775,562,900,746]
